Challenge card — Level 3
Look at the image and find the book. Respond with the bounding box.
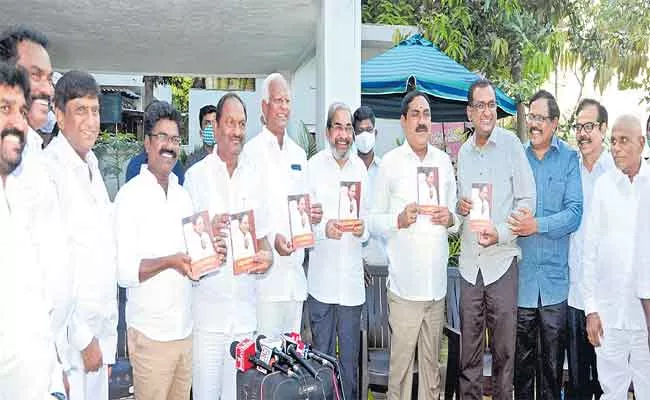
[230,209,258,275]
[469,183,493,232]
[417,166,439,215]
[287,194,315,248]
[182,210,220,279]
[338,181,362,232]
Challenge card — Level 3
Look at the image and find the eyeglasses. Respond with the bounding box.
[470,101,497,111]
[526,114,553,123]
[572,122,600,133]
[149,132,182,145]
[331,123,354,134]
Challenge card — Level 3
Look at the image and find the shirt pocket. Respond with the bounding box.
[544,177,566,213]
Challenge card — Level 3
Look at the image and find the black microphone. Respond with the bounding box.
[286,345,318,377]
[256,335,298,369]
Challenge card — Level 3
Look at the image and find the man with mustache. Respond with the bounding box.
[115,101,196,400]
[512,90,582,400]
[183,92,272,399]
[456,79,536,400]
[44,71,118,400]
[0,26,54,155]
[243,73,322,337]
[583,115,650,398]
[1,27,73,397]
[566,99,612,399]
[370,91,459,400]
[0,61,61,400]
[307,102,368,400]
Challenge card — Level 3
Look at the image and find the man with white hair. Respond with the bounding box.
[583,115,650,398]
[243,73,322,337]
[307,102,368,400]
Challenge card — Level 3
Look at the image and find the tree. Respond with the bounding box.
[365,0,567,139]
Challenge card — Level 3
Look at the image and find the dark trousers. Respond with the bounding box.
[515,300,568,400]
[566,306,602,400]
[459,258,518,400]
[307,295,362,400]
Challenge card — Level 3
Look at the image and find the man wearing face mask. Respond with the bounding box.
[307,102,369,400]
[185,104,217,169]
[353,105,388,269]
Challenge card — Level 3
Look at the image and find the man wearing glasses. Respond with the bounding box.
[456,79,536,400]
[565,99,611,399]
[115,101,196,400]
[512,90,582,400]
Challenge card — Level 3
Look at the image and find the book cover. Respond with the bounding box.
[230,210,258,275]
[417,166,439,215]
[287,194,314,248]
[182,210,220,279]
[469,183,493,232]
[338,181,361,232]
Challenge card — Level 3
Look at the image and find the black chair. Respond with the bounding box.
[109,287,133,399]
[359,264,461,400]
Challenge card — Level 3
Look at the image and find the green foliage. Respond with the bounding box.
[295,121,318,160]
[93,131,141,190]
[362,0,417,25]
[447,233,462,267]
[171,77,193,114]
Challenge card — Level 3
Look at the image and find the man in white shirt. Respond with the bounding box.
[115,101,199,400]
[0,26,54,156]
[583,115,650,399]
[0,60,60,400]
[184,92,272,400]
[566,99,612,399]
[45,71,117,400]
[352,105,387,278]
[370,91,459,400]
[1,28,72,396]
[243,73,322,337]
[307,102,369,400]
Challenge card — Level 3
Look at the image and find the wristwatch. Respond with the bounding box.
[51,393,66,400]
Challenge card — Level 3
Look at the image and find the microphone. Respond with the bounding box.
[256,334,298,370]
[282,332,334,367]
[230,339,272,374]
[285,345,318,377]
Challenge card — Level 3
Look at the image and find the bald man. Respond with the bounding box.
[582,115,650,398]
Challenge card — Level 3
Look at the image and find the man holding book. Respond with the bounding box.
[370,91,459,400]
[243,73,322,337]
[306,102,368,400]
[115,101,199,400]
[456,79,536,400]
[183,92,272,399]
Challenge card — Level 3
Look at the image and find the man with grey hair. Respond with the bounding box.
[243,73,322,337]
[307,102,368,400]
[583,115,650,398]
[370,91,460,400]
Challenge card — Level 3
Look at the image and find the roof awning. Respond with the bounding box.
[361,34,516,120]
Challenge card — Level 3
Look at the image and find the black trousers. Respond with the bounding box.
[459,259,518,400]
[566,306,602,400]
[515,300,568,400]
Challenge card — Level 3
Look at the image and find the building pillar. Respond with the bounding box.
[316,0,361,150]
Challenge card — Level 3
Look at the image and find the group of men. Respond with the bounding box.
[1,23,650,400]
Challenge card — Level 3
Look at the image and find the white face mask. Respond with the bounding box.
[355,131,375,154]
